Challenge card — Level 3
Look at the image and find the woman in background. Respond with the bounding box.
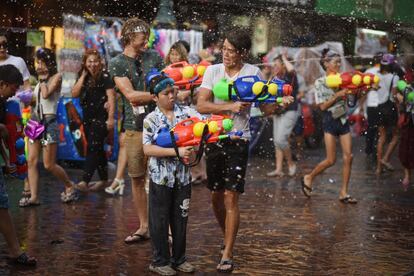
[72,49,115,192]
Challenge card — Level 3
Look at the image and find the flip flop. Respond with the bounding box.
[124,233,150,244]
[21,190,31,198]
[9,252,37,267]
[301,177,312,198]
[339,195,358,204]
[217,259,234,273]
[18,197,40,208]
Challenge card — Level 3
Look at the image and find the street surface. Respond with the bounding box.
[1,138,413,275]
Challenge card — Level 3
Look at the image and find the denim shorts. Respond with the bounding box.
[0,170,9,209]
[322,112,350,137]
[42,116,59,145]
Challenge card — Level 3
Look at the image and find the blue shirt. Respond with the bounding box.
[143,104,202,187]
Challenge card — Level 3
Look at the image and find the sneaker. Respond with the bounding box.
[149,264,177,276]
[175,261,196,273]
[266,170,284,177]
[288,163,297,176]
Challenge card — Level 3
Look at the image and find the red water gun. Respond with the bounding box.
[155,115,242,166]
[162,61,211,90]
[326,71,380,107]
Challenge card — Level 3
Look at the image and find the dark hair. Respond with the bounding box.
[0,30,8,40]
[320,48,340,70]
[36,48,58,75]
[177,40,190,53]
[225,29,252,54]
[0,64,23,85]
[380,63,392,74]
[120,17,150,46]
[149,74,173,95]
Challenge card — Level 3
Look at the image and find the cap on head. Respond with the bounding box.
[381,53,395,65]
[148,72,175,95]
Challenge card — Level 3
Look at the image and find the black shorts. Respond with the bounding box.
[322,112,350,137]
[205,140,249,193]
[370,102,398,127]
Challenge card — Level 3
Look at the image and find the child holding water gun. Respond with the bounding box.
[143,74,200,275]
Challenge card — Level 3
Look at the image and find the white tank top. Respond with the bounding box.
[33,82,60,116]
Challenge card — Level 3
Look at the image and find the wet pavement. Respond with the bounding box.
[1,137,414,275]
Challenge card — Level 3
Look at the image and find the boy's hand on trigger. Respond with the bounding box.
[178,146,193,159]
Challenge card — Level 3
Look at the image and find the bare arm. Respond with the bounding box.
[144,144,192,158]
[23,80,31,91]
[113,76,153,106]
[106,88,116,129]
[318,89,347,111]
[40,73,62,99]
[71,71,87,98]
[282,55,295,73]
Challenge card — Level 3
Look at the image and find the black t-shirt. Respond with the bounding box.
[80,71,114,123]
[0,99,6,124]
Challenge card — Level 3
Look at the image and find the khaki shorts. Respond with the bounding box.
[124,130,147,178]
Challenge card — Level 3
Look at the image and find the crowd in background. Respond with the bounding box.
[0,16,413,273]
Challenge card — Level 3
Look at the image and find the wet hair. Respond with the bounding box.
[320,48,340,70]
[120,17,149,46]
[0,64,23,86]
[165,41,188,65]
[36,48,58,76]
[225,29,252,54]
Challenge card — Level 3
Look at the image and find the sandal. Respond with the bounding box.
[339,195,358,204]
[18,197,40,208]
[301,177,312,198]
[10,252,37,267]
[124,233,150,244]
[217,259,234,273]
[61,188,78,203]
[21,190,31,198]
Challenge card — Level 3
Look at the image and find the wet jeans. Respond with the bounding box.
[149,180,191,267]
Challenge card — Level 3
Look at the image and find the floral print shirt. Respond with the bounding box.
[143,104,202,188]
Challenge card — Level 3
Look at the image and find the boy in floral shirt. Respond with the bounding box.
[143,74,201,275]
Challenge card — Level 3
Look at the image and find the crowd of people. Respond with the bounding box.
[0,16,413,274]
